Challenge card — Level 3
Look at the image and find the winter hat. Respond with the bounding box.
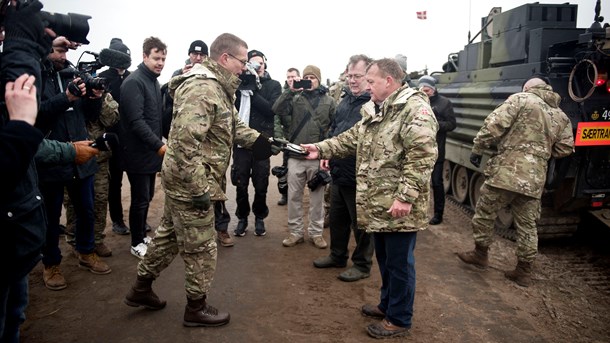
[188,40,208,55]
[418,75,436,90]
[109,38,131,56]
[303,65,321,83]
[395,54,407,72]
[248,49,266,61]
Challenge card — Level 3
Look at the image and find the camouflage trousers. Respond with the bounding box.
[472,183,540,262]
[65,160,109,245]
[138,195,217,299]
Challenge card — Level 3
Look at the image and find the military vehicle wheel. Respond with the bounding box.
[443,160,452,194]
[451,165,469,204]
[468,172,484,208]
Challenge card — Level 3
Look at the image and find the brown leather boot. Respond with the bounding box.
[504,260,533,287]
[456,244,489,269]
[183,296,230,327]
[124,275,167,310]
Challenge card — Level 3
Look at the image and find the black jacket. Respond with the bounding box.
[235,72,282,136]
[36,60,99,182]
[429,92,456,161]
[119,62,164,174]
[0,35,47,282]
[329,90,370,187]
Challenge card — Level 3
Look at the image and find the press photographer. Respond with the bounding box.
[35,34,113,290]
[231,49,282,237]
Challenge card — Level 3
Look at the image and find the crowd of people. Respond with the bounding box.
[0,1,575,341]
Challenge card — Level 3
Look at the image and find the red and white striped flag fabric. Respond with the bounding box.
[416,11,427,20]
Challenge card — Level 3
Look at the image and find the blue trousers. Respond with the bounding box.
[0,275,28,343]
[373,231,417,328]
[40,175,96,266]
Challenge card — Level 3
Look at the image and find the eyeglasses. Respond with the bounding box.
[346,74,365,80]
[227,53,247,67]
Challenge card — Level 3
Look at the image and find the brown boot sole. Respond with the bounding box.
[124,298,167,310]
[79,264,112,275]
[44,282,67,291]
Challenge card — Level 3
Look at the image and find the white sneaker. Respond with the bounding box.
[130,243,147,259]
[143,236,152,245]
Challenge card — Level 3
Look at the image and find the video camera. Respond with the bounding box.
[60,51,107,98]
[0,0,92,44]
[238,61,262,91]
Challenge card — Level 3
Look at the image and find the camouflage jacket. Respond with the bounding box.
[472,84,574,198]
[86,93,119,163]
[163,59,262,202]
[316,85,438,232]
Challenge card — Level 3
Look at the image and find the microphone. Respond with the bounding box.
[90,132,119,152]
[85,50,100,57]
[99,48,132,70]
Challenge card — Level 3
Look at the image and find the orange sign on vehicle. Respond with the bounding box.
[575,121,610,146]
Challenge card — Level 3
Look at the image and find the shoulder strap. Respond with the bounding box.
[289,111,311,142]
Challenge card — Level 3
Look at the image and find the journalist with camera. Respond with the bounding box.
[272,65,336,248]
[230,49,282,238]
[34,35,113,292]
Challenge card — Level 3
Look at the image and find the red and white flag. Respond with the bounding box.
[416,11,427,20]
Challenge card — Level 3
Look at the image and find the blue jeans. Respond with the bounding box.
[0,275,28,343]
[41,175,96,266]
[373,231,417,328]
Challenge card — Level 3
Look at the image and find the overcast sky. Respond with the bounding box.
[43,0,609,85]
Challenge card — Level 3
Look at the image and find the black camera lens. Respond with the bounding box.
[40,11,91,44]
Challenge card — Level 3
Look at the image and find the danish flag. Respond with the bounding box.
[416,11,427,20]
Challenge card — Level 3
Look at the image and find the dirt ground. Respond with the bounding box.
[20,155,610,343]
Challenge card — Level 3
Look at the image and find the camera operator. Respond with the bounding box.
[35,36,111,291]
[98,38,132,236]
[231,50,281,238]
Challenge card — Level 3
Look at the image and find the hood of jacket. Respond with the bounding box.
[527,84,561,108]
[168,59,241,99]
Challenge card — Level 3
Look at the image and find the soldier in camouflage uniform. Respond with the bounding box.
[302,58,438,339]
[124,33,273,327]
[457,76,574,287]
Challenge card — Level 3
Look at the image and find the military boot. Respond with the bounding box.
[183,296,230,327]
[124,275,167,310]
[456,244,489,269]
[504,260,533,287]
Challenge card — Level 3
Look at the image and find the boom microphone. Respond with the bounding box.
[99,48,132,70]
[90,132,119,152]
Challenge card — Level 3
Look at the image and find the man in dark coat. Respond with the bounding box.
[119,36,167,259]
[231,49,282,238]
[418,75,456,225]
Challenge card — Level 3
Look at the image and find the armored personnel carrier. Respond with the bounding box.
[433,1,610,238]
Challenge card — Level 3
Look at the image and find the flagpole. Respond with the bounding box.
[468,0,472,42]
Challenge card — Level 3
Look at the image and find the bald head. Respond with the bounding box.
[523,77,547,92]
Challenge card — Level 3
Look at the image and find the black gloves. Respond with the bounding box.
[192,192,211,211]
[3,0,52,55]
[252,134,273,160]
[470,153,482,168]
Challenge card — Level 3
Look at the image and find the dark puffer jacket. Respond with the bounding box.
[329,90,370,187]
[119,62,165,174]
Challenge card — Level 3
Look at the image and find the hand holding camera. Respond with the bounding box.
[292,79,312,91]
[307,170,332,191]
